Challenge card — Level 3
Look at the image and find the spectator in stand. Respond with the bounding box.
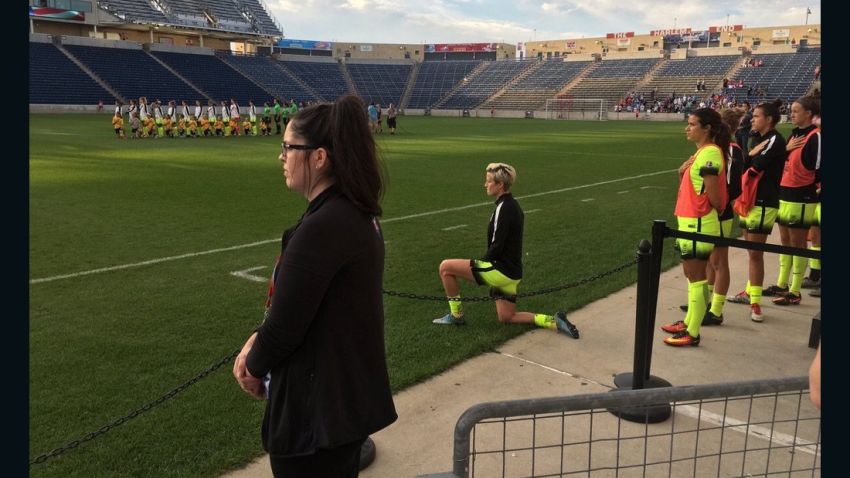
[768,96,820,307]
[727,100,787,323]
[814,65,821,80]
[661,108,728,346]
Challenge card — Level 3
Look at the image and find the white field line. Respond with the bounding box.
[502,352,820,457]
[617,190,630,194]
[524,209,541,214]
[441,224,468,231]
[31,169,675,285]
[676,405,821,456]
[229,266,267,283]
[581,198,595,202]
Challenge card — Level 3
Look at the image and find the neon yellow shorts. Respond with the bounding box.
[470,260,520,302]
[738,206,778,235]
[677,214,720,260]
[815,202,821,226]
[778,200,817,229]
[719,217,734,240]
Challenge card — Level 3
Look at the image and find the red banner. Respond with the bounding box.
[708,25,744,33]
[29,7,85,21]
[429,43,497,52]
[606,32,634,39]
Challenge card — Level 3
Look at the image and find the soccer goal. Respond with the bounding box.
[545,98,608,121]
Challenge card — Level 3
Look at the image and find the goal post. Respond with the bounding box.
[545,98,608,120]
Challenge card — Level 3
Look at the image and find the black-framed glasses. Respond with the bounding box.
[487,165,510,174]
[281,142,317,156]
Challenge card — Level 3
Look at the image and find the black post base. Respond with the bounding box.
[607,373,673,423]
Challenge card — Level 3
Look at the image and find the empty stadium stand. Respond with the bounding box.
[484,60,594,110]
[640,55,740,101]
[724,50,821,105]
[438,60,537,109]
[564,58,661,107]
[216,53,318,103]
[99,0,281,36]
[406,60,482,109]
[63,44,204,104]
[150,51,271,104]
[346,63,413,107]
[280,60,351,103]
[29,42,114,105]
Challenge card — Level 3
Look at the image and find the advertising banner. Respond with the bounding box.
[275,39,332,50]
[29,7,85,21]
[426,43,497,52]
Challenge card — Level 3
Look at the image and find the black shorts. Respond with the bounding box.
[388,117,397,128]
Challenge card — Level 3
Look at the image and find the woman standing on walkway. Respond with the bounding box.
[432,162,579,339]
[233,95,396,477]
[661,108,728,346]
[768,96,820,306]
[726,100,787,322]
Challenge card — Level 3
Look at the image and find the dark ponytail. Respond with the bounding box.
[289,95,386,216]
[692,107,731,163]
[756,99,783,128]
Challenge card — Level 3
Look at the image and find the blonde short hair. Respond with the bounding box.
[485,163,517,190]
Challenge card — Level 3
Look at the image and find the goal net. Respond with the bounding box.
[545,98,608,120]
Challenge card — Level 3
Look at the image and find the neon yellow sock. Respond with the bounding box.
[534,313,555,329]
[448,296,464,318]
[809,246,821,272]
[709,293,726,316]
[686,279,707,337]
[748,284,762,305]
[790,255,807,294]
[704,282,712,305]
[777,254,791,287]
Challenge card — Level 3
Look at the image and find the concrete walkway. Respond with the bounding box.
[221,229,821,477]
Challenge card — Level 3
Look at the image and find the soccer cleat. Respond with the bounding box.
[772,292,802,306]
[727,290,751,304]
[801,277,821,289]
[664,331,700,346]
[702,311,724,326]
[750,304,764,322]
[809,287,821,297]
[554,311,579,339]
[661,320,687,334]
[432,313,466,325]
[763,284,789,297]
[679,304,689,312]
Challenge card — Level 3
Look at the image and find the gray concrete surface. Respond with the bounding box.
[221,228,821,477]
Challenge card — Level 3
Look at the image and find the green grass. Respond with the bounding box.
[29,114,792,477]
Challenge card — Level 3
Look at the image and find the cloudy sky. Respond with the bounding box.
[264,0,820,45]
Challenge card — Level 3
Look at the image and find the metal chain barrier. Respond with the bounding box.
[30,259,636,466]
[383,258,638,302]
[29,347,241,467]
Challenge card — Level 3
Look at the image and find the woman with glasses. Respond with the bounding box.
[726,100,787,322]
[233,95,396,477]
[432,162,579,339]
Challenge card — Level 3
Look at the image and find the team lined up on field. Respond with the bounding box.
[110,97,303,139]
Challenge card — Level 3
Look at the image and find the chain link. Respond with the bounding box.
[383,258,637,302]
[29,348,241,466]
[30,259,637,466]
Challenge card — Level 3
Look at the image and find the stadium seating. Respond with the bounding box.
[346,63,413,107]
[151,51,271,105]
[724,50,821,105]
[217,54,317,103]
[100,0,280,36]
[237,0,281,36]
[640,55,739,100]
[29,42,114,105]
[485,60,593,110]
[439,60,537,109]
[63,44,203,104]
[564,58,660,106]
[99,0,170,24]
[406,60,481,108]
[281,61,351,102]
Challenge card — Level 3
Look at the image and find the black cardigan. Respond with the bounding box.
[247,186,397,457]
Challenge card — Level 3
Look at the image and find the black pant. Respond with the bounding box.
[269,438,365,478]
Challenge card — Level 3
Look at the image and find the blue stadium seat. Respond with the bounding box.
[29,42,114,105]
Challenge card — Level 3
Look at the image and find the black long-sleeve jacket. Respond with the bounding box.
[746,129,786,208]
[482,193,524,280]
[247,186,397,457]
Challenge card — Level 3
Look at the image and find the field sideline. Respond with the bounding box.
[29,114,789,477]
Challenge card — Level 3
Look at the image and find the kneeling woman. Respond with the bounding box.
[433,163,579,339]
[662,108,728,347]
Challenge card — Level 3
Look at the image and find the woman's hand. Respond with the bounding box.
[233,332,266,399]
[748,139,770,157]
[678,156,695,178]
[786,135,805,152]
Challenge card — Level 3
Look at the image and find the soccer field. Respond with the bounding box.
[30,114,758,477]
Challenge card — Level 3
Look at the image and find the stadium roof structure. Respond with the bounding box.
[95,0,282,41]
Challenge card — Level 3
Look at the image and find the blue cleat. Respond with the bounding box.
[433,312,466,325]
[554,311,579,339]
